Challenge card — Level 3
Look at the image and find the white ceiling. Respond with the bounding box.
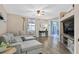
[3,4,72,19]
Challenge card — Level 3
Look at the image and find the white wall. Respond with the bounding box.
[7,13,27,35]
[35,18,40,37]
[74,4,79,54]
[0,5,7,36]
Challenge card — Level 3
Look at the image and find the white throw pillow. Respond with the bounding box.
[2,34,10,43]
[2,33,16,43]
[15,36,23,42]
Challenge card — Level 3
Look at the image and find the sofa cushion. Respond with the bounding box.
[2,34,10,43]
[21,36,35,41]
[15,36,23,42]
[2,33,16,43]
[20,40,43,52]
[24,36,35,39]
[21,37,26,41]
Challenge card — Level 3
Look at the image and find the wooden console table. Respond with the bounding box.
[39,31,48,37]
[2,47,16,54]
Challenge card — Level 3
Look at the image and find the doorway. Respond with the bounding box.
[50,20,60,41]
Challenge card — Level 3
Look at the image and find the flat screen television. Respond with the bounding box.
[63,16,74,37]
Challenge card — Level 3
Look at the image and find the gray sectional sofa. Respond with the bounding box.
[1,33,43,54]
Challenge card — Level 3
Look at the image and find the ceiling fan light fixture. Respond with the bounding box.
[37,10,40,14]
[36,10,44,16]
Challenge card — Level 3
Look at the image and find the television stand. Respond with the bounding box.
[60,10,74,53]
[61,34,74,53]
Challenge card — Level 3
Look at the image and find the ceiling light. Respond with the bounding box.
[36,10,44,16]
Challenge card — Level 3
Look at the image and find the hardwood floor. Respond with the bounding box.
[37,36,71,54]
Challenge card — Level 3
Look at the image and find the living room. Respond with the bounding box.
[0,4,79,54]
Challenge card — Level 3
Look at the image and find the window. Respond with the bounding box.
[27,18,35,32]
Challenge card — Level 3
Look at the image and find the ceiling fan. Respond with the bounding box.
[36,10,45,15]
